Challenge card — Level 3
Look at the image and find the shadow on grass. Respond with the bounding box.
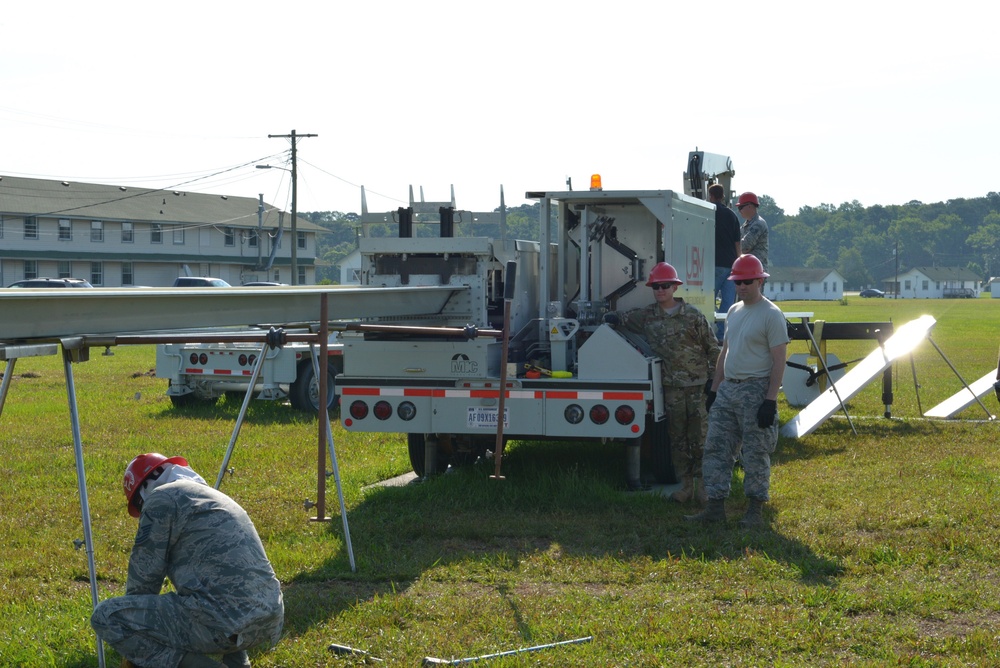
[280,437,843,638]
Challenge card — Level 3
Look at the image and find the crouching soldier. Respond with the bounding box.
[92,453,284,668]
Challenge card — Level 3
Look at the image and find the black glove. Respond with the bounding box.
[756,399,777,428]
[603,312,620,326]
[705,390,717,412]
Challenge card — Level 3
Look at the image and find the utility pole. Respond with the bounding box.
[267,129,317,285]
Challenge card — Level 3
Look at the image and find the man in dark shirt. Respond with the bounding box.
[710,184,741,342]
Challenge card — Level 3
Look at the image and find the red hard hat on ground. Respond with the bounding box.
[728,254,769,281]
[645,261,683,286]
[123,453,188,517]
[737,192,759,208]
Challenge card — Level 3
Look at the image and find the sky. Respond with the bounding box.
[2,1,997,219]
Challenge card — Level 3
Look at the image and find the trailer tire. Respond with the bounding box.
[407,433,450,477]
[644,415,676,484]
[289,360,340,412]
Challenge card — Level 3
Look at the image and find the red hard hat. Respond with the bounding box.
[123,453,188,518]
[645,261,683,286]
[728,254,769,281]
[737,192,759,208]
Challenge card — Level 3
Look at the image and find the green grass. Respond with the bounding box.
[1,296,999,666]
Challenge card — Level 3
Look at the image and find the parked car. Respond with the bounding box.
[7,277,93,288]
[172,277,231,287]
[859,288,885,298]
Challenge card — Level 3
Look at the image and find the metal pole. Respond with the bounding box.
[0,357,16,418]
[801,320,857,435]
[62,348,106,668]
[310,341,356,571]
[290,129,298,285]
[312,293,330,521]
[214,341,271,489]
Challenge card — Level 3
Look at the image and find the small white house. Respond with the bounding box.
[763,267,845,301]
[882,267,979,299]
[987,277,1000,298]
[339,248,362,285]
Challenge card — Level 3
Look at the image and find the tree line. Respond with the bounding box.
[304,193,1000,289]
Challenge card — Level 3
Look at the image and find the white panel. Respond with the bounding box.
[782,315,936,438]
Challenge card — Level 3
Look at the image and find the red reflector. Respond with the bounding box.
[373,401,392,420]
[349,401,369,420]
[615,405,636,425]
[590,404,610,425]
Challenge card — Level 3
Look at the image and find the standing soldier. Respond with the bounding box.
[687,255,788,528]
[608,262,719,502]
[91,453,284,668]
[737,192,769,271]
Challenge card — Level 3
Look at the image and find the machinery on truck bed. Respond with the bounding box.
[336,174,718,484]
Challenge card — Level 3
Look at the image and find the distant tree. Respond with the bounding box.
[966,212,1000,279]
[837,246,871,289]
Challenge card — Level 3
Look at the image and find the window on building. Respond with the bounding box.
[24,217,38,240]
[833,282,838,292]
[904,280,911,290]
[225,227,235,247]
[0,215,4,238]
[936,282,940,290]
[248,230,259,248]
[273,269,280,283]
[91,262,103,286]
[151,223,163,244]
[823,281,828,292]
[173,225,185,245]
[805,283,810,292]
[122,222,134,243]
[58,261,72,278]
[297,265,306,285]
[24,260,37,279]
[59,219,72,241]
[91,220,104,242]
[297,231,306,250]
[122,262,134,286]
[922,280,929,290]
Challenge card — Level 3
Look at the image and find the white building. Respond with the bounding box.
[881,267,980,298]
[339,248,362,285]
[0,176,323,287]
[763,267,845,301]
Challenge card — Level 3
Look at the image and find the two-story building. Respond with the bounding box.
[0,176,323,286]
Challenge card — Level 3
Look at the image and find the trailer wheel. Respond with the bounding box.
[407,433,450,477]
[644,415,676,484]
[408,434,496,476]
[289,360,340,412]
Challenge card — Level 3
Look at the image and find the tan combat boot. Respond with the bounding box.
[684,498,726,523]
[670,476,693,503]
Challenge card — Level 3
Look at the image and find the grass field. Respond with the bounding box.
[1,296,999,666]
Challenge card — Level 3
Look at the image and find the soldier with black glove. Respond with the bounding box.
[686,255,789,529]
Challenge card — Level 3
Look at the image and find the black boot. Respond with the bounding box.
[739,497,765,528]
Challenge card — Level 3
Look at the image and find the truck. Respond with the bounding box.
[155,331,343,411]
[336,163,724,486]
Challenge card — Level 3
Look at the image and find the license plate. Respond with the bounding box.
[467,406,509,428]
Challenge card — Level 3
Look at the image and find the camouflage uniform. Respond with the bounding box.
[740,213,769,270]
[702,377,777,499]
[620,299,719,480]
[91,479,284,667]
[703,298,788,502]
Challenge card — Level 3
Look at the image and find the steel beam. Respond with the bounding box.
[0,286,465,341]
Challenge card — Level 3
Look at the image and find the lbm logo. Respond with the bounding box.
[687,246,704,286]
